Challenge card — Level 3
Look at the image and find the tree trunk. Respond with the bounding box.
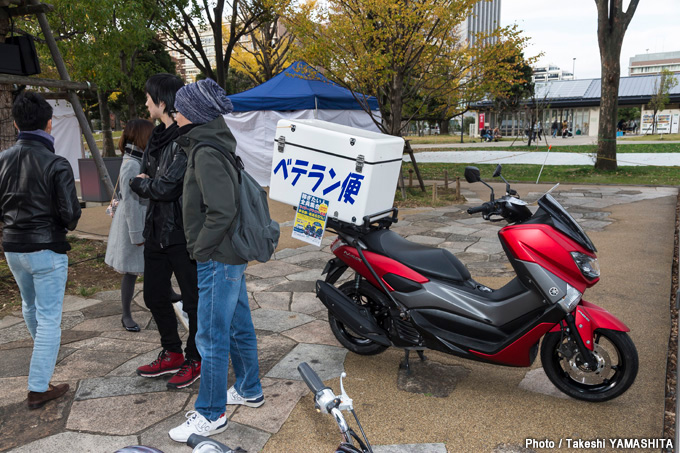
[440,119,449,135]
[594,0,640,171]
[126,90,137,121]
[0,9,14,151]
[97,90,116,157]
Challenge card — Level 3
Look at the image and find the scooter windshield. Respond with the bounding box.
[537,193,597,253]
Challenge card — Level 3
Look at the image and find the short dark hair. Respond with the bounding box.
[118,119,154,154]
[12,91,52,131]
[145,73,184,115]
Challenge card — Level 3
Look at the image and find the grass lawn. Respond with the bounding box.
[619,133,680,141]
[413,143,680,153]
[405,135,514,144]
[82,131,124,153]
[404,162,680,186]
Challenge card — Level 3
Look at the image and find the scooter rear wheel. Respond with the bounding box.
[328,281,389,356]
[540,328,638,402]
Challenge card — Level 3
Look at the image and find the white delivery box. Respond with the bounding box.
[270,119,405,225]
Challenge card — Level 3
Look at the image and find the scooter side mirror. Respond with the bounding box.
[492,164,502,178]
[464,166,481,183]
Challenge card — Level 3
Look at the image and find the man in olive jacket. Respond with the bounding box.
[0,91,81,409]
[168,79,263,443]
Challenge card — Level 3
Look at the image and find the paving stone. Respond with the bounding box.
[0,347,76,378]
[286,268,324,281]
[256,333,298,377]
[456,217,488,225]
[374,444,449,453]
[438,241,473,254]
[389,225,430,236]
[92,290,124,301]
[231,377,309,433]
[65,336,159,354]
[51,349,133,381]
[245,276,289,292]
[279,251,332,265]
[0,311,84,345]
[253,292,291,311]
[0,315,23,329]
[80,299,144,319]
[295,258,333,270]
[70,312,152,332]
[432,224,480,236]
[266,343,348,381]
[246,260,307,278]
[75,376,191,401]
[577,219,611,231]
[291,292,325,314]
[268,280,317,293]
[272,247,307,259]
[0,375,28,408]
[0,387,76,452]
[404,235,446,246]
[67,391,189,435]
[61,295,102,312]
[9,432,139,453]
[140,414,269,453]
[465,240,505,255]
[397,358,470,397]
[106,347,163,377]
[251,309,314,333]
[99,329,165,344]
[517,368,568,399]
[282,320,342,347]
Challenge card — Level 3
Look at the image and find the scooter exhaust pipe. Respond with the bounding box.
[316,280,391,346]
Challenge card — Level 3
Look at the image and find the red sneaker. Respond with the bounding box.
[167,359,201,389]
[136,350,184,377]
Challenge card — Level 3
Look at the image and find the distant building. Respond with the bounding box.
[532,64,574,83]
[459,0,502,45]
[472,74,680,137]
[629,50,680,77]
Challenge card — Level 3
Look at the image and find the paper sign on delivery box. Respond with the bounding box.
[292,192,329,247]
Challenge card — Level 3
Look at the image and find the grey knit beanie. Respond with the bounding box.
[174,78,234,124]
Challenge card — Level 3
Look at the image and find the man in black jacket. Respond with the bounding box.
[130,73,201,389]
[0,91,81,409]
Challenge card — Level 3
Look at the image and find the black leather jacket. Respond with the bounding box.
[0,138,81,245]
[130,133,187,248]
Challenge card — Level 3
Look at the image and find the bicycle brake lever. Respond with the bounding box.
[338,372,354,411]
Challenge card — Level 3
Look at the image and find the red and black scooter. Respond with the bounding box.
[316,165,638,402]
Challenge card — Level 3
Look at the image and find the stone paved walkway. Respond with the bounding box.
[0,184,676,452]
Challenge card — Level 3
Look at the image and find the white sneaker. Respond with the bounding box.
[227,386,265,408]
[168,410,227,443]
[172,301,190,331]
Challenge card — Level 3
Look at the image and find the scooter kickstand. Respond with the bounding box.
[399,349,412,374]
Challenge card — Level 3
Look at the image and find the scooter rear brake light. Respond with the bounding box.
[557,284,582,313]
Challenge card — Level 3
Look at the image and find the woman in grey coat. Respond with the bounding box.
[105,119,153,331]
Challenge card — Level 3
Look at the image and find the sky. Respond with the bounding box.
[501,0,680,80]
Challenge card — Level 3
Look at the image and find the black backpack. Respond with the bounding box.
[196,141,280,263]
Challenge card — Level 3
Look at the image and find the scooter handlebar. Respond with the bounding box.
[467,204,489,215]
[298,362,330,394]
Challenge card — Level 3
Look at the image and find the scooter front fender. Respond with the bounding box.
[549,300,630,350]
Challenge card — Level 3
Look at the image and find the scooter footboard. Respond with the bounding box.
[550,300,630,350]
[315,280,391,346]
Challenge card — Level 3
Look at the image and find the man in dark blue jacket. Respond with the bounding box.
[0,91,81,409]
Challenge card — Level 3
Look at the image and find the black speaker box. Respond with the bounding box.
[0,35,41,76]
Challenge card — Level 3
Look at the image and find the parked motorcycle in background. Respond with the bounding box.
[315,164,638,402]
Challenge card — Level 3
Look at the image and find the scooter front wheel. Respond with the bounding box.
[328,281,389,356]
[540,328,638,402]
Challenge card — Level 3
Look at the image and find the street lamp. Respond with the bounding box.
[572,58,576,79]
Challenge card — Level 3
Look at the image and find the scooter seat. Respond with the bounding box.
[363,230,471,283]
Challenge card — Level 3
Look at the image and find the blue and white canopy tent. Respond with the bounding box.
[224,61,381,186]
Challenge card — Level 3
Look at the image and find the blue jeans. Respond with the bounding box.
[195,260,262,421]
[5,250,68,392]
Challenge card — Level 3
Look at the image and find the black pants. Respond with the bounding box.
[144,242,200,360]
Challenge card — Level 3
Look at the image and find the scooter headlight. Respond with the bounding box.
[557,284,582,313]
[570,252,600,280]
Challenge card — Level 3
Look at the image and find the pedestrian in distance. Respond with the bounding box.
[105,119,154,332]
[551,120,558,138]
[0,91,81,409]
[168,78,264,443]
[130,73,201,390]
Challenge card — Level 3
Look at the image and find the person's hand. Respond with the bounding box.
[136,173,149,179]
